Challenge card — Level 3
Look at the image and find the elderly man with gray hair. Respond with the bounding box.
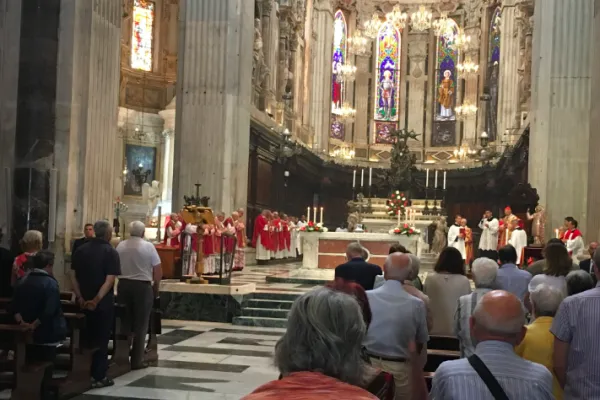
[432,290,553,399]
[565,269,595,295]
[454,257,498,357]
[116,221,162,370]
[335,242,382,290]
[363,252,428,399]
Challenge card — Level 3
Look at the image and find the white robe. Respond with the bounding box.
[448,224,466,260]
[256,224,271,261]
[509,229,527,265]
[288,222,297,258]
[567,236,585,263]
[296,221,307,254]
[478,218,499,251]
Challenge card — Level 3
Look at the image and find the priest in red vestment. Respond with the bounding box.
[252,210,272,261]
[272,212,284,260]
[498,206,518,249]
[563,217,584,259]
[282,214,292,258]
[163,213,183,247]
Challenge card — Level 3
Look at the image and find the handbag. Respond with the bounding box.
[467,354,510,400]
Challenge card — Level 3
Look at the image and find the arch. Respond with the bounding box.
[131,0,155,72]
[331,9,347,140]
[434,18,459,122]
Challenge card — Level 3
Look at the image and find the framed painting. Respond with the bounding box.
[124,144,157,196]
[375,121,397,144]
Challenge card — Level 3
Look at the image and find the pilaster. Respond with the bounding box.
[406,34,429,143]
[497,0,520,139]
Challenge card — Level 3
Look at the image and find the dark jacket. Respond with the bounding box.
[11,269,67,344]
[71,237,89,255]
[334,258,383,291]
[0,246,14,298]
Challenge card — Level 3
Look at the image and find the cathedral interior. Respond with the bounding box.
[0,0,599,397]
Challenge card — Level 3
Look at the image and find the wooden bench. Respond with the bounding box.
[428,335,460,352]
[424,349,460,372]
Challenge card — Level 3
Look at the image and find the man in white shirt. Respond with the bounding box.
[478,210,499,260]
[448,214,466,260]
[116,221,162,370]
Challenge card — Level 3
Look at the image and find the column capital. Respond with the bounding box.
[262,0,273,17]
[463,0,484,27]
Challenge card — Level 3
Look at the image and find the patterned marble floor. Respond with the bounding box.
[230,263,323,293]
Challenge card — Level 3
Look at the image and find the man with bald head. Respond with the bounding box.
[432,290,553,399]
[363,252,429,399]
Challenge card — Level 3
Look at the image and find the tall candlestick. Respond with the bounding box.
[361,169,364,187]
[320,207,324,224]
[313,207,317,223]
[443,171,447,190]
[555,229,559,238]
[352,170,356,188]
[369,167,372,187]
[425,169,429,188]
[307,206,310,220]
[434,170,438,188]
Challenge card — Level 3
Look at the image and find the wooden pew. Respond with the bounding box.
[428,335,460,352]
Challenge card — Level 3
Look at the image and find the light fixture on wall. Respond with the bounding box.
[455,101,478,120]
[330,144,356,160]
[451,29,472,51]
[364,13,383,39]
[348,30,372,57]
[386,5,408,30]
[410,5,433,32]
[432,12,451,37]
[333,103,357,124]
[457,58,480,77]
[336,64,357,83]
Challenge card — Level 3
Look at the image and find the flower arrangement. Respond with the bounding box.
[299,221,329,233]
[390,223,421,237]
[387,191,408,217]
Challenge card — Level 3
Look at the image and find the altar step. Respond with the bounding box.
[233,292,299,328]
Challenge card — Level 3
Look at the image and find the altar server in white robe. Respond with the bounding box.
[508,219,528,265]
[478,210,499,260]
[448,214,466,260]
[296,215,307,255]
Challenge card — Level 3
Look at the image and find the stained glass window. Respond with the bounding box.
[131,0,155,72]
[486,8,502,141]
[435,19,459,121]
[489,7,501,64]
[331,10,347,140]
[374,23,401,123]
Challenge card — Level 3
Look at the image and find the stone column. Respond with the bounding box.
[497,0,520,140]
[159,96,176,210]
[261,0,276,110]
[406,35,429,142]
[587,0,600,241]
[353,54,370,145]
[309,0,333,152]
[529,0,594,237]
[173,0,253,214]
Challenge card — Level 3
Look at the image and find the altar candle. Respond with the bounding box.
[313,207,317,223]
[353,170,356,188]
[555,229,559,238]
[434,170,438,188]
[443,171,447,190]
[307,206,310,220]
[361,169,364,187]
[369,167,373,187]
[425,169,429,188]
[397,209,401,226]
[320,207,324,224]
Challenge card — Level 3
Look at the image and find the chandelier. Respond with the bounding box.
[333,103,357,124]
[348,30,371,57]
[364,13,382,39]
[330,144,356,160]
[336,64,357,83]
[455,101,478,120]
[386,5,408,30]
[432,12,451,37]
[451,29,472,51]
[457,58,480,76]
[410,5,433,32]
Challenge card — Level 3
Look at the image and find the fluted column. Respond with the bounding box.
[497,0,520,139]
[587,0,600,241]
[529,0,594,238]
[309,0,333,151]
[173,0,253,214]
[261,0,276,110]
[353,55,370,145]
[462,29,481,144]
[406,35,428,142]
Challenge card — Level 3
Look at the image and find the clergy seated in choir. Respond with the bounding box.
[562,217,584,262]
[182,224,199,276]
[163,213,182,247]
[478,210,499,260]
[461,219,474,267]
[448,215,466,261]
[498,206,518,249]
[252,210,272,261]
[509,219,528,266]
[232,211,246,271]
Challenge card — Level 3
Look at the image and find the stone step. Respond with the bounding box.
[232,316,287,329]
[242,307,290,319]
[247,299,295,310]
[253,292,302,301]
[265,275,329,285]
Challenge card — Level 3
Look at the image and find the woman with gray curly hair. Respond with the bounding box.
[243,287,398,400]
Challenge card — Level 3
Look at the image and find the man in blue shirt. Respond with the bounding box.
[494,245,532,303]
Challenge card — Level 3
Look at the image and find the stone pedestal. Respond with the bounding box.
[173,0,254,214]
[529,0,595,238]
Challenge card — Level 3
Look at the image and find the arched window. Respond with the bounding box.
[131,0,155,72]
[487,7,501,141]
[434,19,459,122]
[331,10,347,140]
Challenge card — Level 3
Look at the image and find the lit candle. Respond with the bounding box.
[313,207,317,223]
[397,209,401,226]
[369,167,373,187]
[434,170,438,188]
[425,169,429,188]
[555,229,559,238]
[443,171,447,190]
[353,170,356,188]
[307,206,310,220]
[320,207,324,224]
[361,169,364,188]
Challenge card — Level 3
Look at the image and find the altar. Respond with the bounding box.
[300,231,422,269]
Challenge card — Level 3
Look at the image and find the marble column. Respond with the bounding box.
[462,29,481,144]
[309,0,333,152]
[0,0,22,247]
[302,0,314,128]
[529,0,594,238]
[353,55,370,145]
[262,0,277,112]
[497,0,520,140]
[406,35,429,142]
[587,0,600,241]
[173,0,253,214]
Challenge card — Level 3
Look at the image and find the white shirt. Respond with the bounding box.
[116,237,161,282]
[448,225,466,259]
[478,218,499,251]
[509,229,527,265]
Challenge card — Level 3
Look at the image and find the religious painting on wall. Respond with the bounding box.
[435,19,459,122]
[431,121,457,147]
[375,122,396,144]
[131,0,155,72]
[486,7,502,142]
[124,144,157,196]
[331,119,345,141]
[374,23,401,122]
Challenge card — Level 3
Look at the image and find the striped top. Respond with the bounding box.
[454,288,493,358]
[431,341,554,400]
[550,284,600,399]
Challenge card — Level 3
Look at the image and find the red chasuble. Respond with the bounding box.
[252,215,271,249]
[282,222,291,251]
[563,228,582,241]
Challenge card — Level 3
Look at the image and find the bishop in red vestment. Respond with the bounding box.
[252,210,272,261]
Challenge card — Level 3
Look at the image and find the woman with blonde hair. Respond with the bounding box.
[12,230,43,285]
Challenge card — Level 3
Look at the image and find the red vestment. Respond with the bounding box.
[282,223,291,251]
[234,221,246,248]
[252,215,271,249]
[163,216,182,247]
[563,228,582,241]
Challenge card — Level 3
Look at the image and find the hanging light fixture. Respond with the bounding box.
[336,64,358,83]
[455,101,478,120]
[457,58,480,76]
[348,30,371,57]
[451,29,472,51]
[364,13,382,39]
[330,144,356,160]
[334,103,357,124]
[386,5,408,30]
[410,5,433,32]
[432,12,451,37]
